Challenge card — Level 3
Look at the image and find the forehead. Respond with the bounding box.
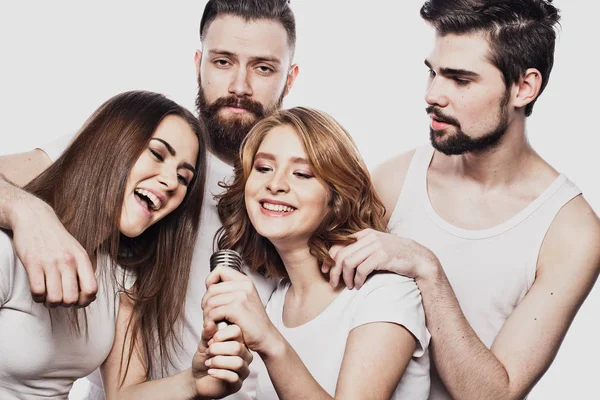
[257,125,305,156]
[203,15,292,64]
[153,115,199,162]
[429,32,498,74]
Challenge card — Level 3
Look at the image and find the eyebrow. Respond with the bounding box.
[255,152,309,165]
[209,49,281,65]
[424,59,480,78]
[150,138,196,175]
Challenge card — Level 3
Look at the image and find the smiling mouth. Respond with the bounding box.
[134,188,162,211]
[261,201,296,213]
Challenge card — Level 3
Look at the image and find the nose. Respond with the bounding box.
[228,66,253,97]
[266,170,289,194]
[425,76,449,108]
[157,165,178,191]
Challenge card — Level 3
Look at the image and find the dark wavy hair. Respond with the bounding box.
[25,90,207,381]
[421,0,561,116]
[200,0,296,56]
[215,107,387,278]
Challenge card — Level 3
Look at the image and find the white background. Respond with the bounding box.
[1,1,598,399]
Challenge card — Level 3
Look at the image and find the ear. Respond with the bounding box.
[283,64,300,96]
[194,50,203,76]
[513,68,542,110]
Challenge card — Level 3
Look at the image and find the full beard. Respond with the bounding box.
[195,75,285,163]
[427,90,510,156]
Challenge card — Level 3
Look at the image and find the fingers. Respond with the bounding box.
[74,252,97,307]
[44,266,63,308]
[205,266,249,289]
[210,323,244,344]
[206,337,252,380]
[329,233,378,289]
[201,281,251,310]
[26,264,47,303]
[353,255,384,289]
[206,366,245,386]
[60,263,80,307]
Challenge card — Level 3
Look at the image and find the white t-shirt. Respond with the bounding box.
[39,138,278,399]
[251,273,431,399]
[0,231,118,400]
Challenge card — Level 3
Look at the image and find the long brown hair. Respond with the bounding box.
[216,107,386,278]
[25,90,207,380]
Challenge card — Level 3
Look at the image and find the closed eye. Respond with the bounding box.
[149,148,164,162]
[177,174,190,186]
[294,172,313,179]
[254,165,272,173]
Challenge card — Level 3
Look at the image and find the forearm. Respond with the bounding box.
[260,332,332,400]
[418,267,513,400]
[0,176,26,229]
[107,368,202,400]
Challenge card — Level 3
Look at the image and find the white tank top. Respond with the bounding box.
[388,146,582,400]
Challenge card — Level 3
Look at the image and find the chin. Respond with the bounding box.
[119,224,146,238]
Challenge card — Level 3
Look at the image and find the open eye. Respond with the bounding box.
[214,59,231,68]
[453,77,471,86]
[256,65,275,75]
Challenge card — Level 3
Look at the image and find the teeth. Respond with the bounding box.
[262,202,294,212]
[135,188,162,210]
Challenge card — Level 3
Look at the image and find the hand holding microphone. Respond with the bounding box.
[209,249,244,330]
[203,251,281,355]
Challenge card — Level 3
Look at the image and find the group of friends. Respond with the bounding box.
[1,0,599,399]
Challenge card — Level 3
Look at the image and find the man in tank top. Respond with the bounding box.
[322,1,600,399]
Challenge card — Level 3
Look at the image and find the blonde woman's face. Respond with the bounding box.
[244,125,330,248]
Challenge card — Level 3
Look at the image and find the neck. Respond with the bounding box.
[440,117,539,187]
[274,241,332,298]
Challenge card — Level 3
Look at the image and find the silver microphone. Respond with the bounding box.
[209,249,243,330]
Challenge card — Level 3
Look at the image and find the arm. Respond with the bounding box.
[0,151,97,307]
[419,196,600,400]
[0,149,51,187]
[102,294,252,400]
[202,268,418,400]
[262,322,415,400]
[328,189,600,398]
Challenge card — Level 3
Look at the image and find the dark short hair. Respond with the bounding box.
[421,0,561,116]
[200,0,296,55]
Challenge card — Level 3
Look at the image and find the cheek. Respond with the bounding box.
[251,76,287,102]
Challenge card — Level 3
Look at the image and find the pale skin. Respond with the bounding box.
[201,128,417,399]
[100,294,252,400]
[0,12,301,397]
[323,33,600,399]
[0,14,299,308]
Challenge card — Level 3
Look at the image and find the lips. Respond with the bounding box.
[134,187,164,212]
[259,199,296,215]
[431,117,452,131]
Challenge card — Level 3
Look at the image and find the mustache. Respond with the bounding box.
[204,95,266,117]
[426,106,460,127]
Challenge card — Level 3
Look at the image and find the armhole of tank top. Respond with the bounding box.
[528,180,582,288]
[388,146,432,231]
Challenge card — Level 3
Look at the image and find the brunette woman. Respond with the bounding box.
[0,91,248,399]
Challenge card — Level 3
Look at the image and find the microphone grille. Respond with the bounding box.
[210,249,243,272]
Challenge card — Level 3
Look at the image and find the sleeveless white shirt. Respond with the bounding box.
[387,146,582,400]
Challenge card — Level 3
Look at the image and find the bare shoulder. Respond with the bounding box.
[372,149,416,221]
[538,195,600,281]
[0,149,52,187]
